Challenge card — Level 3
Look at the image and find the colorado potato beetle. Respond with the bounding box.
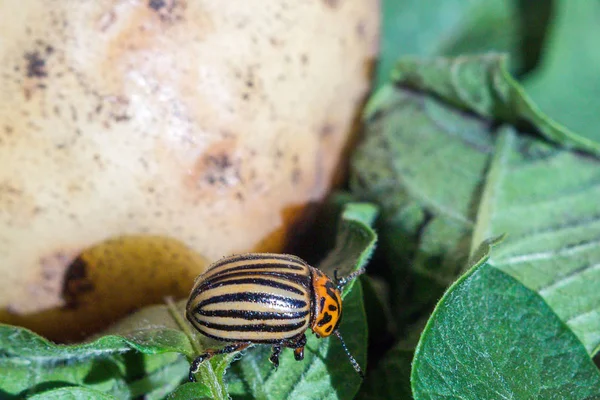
[185,253,365,382]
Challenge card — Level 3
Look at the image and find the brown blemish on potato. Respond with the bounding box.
[62,256,95,309]
[20,41,56,99]
[147,0,187,23]
[148,0,167,11]
[319,123,335,138]
[356,20,367,39]
[270,37,284,47]
[322,0,340,9]
[25,51,48,78]
[185,138,245,200]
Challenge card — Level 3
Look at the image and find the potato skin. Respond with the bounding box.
[0,0,379,333]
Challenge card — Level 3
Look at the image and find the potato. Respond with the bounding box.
[0,0,379,340]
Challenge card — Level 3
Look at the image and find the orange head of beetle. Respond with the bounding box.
[309,266,366,378]
[311,269,343,338]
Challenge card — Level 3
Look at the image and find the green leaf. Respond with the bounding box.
[319,202,378,296]
[412,261,600,398]
[26,386,118,400]
[352,54,600,323]
[128,353,188,400]
[0,322,185,399]
[524,0,600,144]
[225,202,377,400]
[383,55,600,155]
[166,382,212,400]
[377,0,524,88]
[472,127,600,356]
[0,299,229,399]
[352,60,495,318]
[352,53,600,398]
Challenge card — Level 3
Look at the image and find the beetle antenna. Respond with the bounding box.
[334,330,364,379]
[334,269,341,286]
[335,267,366,290]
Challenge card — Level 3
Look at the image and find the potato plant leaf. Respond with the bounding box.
[352,53,600,398]
[26,387,119,400]
[165,382,212,400]
[412,258,600,398]
[524,0,600,143]
[381,55,600,155]
[353,54,600,319]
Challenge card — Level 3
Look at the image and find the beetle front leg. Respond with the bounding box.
[269,345,282,368]
[189,342,250,382]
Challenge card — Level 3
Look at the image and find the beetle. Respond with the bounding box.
[185,252,365,382]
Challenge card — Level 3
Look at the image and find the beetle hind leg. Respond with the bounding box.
[288,334,307,361]
[293,347,304,361]
[189,342,250,382]
[269,345,282,368]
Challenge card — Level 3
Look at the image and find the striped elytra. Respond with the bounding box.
[185,253,365,382]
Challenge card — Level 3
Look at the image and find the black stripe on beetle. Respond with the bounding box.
[196,309,310,320]
[194,292,308,310]
[199,277,306,295]
[208,262,307,277]
[207,254,308,271]
[197,270,309,289]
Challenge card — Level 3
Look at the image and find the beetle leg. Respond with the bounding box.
[269,345,282,368]
[293,347,304,361]
[189,342,250,382]
[288,333,306,361]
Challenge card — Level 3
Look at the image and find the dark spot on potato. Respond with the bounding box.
[62,257,95,309]
[148,0,166,10]
[322,0,340,9]
[270,37,283,47]
[356,20,367,38]
[25,51,48,78]
[300,54,309,65]
[320,123,335,138]
[200,153,241,187]
[149,0,187,23]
